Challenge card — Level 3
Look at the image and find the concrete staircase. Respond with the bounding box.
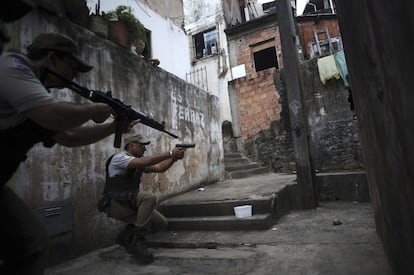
[224,152,269,179]
[158,135,369,232]
[158,173,299,231]
[160,198,275,231]
[157,140,292,231]
[158,171,369,231]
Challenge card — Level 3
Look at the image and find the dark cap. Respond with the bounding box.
[0,0,35,22]
[27,32,93,72]
[124,134,151,146]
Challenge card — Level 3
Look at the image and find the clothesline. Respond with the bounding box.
[316,50,349,87]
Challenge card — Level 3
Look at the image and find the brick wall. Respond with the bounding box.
[244,59,363,173]
[297,17,341,59]
[232,24,283,139]
[235,68,280,138]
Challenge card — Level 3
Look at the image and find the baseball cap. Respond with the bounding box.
[124,134,151,145]
[27,32,93,72]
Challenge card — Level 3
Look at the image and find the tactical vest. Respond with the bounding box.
[0,52,57,185]
[0,119,56,185]
[104,154,143,194]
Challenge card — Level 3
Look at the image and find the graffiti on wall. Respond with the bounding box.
[171,90,205,129]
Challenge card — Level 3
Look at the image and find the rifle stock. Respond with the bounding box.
[46,69,178,148]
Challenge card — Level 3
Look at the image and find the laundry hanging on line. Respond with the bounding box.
[334,50,350,87]
[317,54,340,85]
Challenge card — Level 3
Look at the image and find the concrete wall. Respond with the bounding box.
[301,59,363,172]
[182,0,233,123]
[244,59,363,173]
[9,8,223,263]
[336,1,414,273]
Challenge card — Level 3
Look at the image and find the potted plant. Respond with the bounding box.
[105,5,146,48]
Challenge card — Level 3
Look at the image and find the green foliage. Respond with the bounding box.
[104,5,146,45]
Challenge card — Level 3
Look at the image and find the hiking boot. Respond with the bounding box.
[125,237,154,264]
[116,225,154,263]
[116,224,135,248]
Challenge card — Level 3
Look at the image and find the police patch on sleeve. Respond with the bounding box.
[12,58,26,69]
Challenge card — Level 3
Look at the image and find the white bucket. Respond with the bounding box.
[234,205,252,219]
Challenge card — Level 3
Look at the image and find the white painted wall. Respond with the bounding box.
[182,0,233,123]
[86,0,191,80]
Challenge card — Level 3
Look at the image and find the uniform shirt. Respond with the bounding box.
[0,52,57,130]
[107,151,136,178]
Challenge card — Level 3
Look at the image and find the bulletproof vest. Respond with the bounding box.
[0,119,56,185]
[104,154,143,194]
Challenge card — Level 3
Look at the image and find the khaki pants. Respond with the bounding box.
[108,191,168,233]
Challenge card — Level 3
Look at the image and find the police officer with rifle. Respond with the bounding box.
[0,3,139,273]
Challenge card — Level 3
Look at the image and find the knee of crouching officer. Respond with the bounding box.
[138,192,157,208]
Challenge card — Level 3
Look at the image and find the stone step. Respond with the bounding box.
[46,245,258,275]
[316,171,369,202]
[159,198,272,218]
[224,152,244,158]
[223,157,250,165]
[225,162,261,172]
[228,167,270,179]
[166,213,275,231]
[223,139,238,153]
[157,173,299,231]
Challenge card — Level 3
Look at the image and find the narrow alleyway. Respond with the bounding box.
[46,201,392,275]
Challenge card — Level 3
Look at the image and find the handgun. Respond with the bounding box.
[175,144,196,148]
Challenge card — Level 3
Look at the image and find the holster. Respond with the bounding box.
[97,193,111,214]
[107,191,137,210]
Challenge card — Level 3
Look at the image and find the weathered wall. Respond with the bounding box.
[226,16,283,140]
[223,0,244,26]
[301,59,363,172]
[182,0,233,123]
[243,69,296,172]
[336,1,414,273]
[135,0,184,25]
[244,59,363,173]
[9,9,223,263]
[224,12,362,173]
[232,68,281,138]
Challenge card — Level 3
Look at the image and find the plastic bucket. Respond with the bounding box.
[234,205,252,219]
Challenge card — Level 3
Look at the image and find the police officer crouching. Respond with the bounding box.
[99,134,186,263]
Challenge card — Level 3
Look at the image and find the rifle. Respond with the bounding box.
[45,69,178,148]
[175,144,195,148]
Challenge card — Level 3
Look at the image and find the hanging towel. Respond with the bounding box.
[334,50,350,87]
[317,54,340,85]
